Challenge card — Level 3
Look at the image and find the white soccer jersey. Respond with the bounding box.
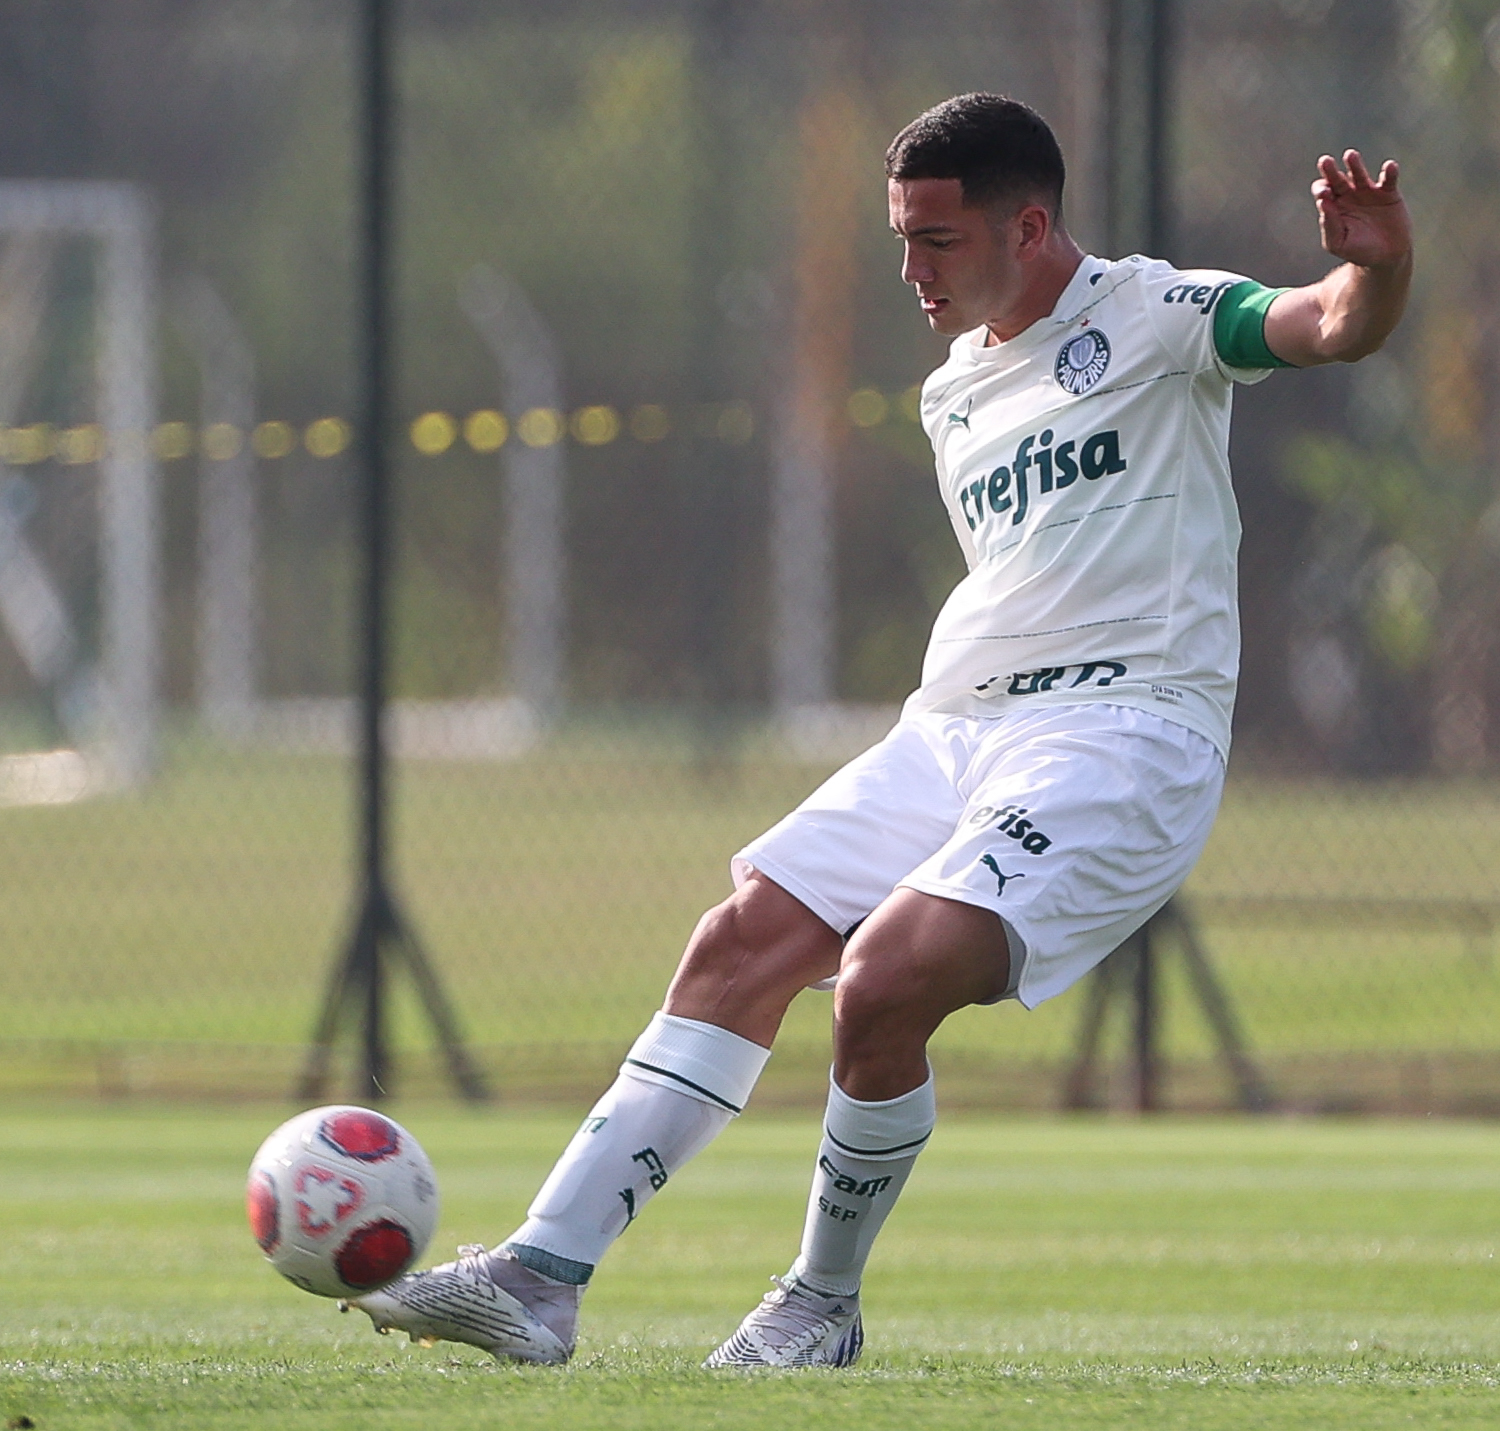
[907,253,1278,756]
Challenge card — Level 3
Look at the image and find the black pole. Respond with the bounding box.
[1144,0,1172,260]
[298,0,487,1105]
[1058,0,1174,1116]
[1131,922,1158,1112]
[1101,0,1174,1115]
[1064,0,1270,1108]
[1129,0,1169,1116]
[683,0,738,772]
[1105,0,1172,260]
[353,0,393,1102]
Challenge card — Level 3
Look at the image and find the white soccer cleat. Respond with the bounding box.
[704,1274,864,1369]
[343,1244,578,1365]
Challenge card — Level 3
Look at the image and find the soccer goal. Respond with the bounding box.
[0,180,159,803]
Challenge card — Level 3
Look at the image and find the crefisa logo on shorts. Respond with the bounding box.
[1055,328,1111,394]
[968,804,1052,853]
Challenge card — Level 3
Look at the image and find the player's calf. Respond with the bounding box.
[709,1068,935,1368]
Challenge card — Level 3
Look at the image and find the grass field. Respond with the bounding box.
[3,1103,1499,1428]
[0,729,1497,1101]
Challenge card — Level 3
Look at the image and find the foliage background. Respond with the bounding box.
[0,0,1494,1106]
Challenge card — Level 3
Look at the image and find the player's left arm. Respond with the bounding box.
[1262,149,1412,367]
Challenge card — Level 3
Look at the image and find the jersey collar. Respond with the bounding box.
[956,255,1111,364]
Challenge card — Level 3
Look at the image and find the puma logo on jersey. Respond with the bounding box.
[979,854,1026,894]
[947,397,973,430]
[959,426,1127,532]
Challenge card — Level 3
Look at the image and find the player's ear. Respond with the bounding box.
[1012,200,1052,259]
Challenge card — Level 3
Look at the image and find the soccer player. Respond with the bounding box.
[349,93,1411,1366]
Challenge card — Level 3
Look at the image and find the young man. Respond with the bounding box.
[349,94,1411,1367]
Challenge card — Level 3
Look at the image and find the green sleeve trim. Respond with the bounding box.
[1213,280,1294,370]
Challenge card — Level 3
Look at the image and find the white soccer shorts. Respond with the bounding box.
[733,703,1225,1009]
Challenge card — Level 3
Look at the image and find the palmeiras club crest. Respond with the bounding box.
[1055,328,1111,395]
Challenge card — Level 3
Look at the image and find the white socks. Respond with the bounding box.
[790,1070,936,1297]
[502,1011,934,1301]
[503,1012,771,1283]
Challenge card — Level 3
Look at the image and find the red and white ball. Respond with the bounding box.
[246,1105,439,1299]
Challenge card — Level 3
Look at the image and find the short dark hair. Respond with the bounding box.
[885,94,1065,216]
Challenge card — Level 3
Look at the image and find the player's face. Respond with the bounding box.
[889,177,1036,338]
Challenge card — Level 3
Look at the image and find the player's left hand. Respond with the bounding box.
[1312,150,1411,270]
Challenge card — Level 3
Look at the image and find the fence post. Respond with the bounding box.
[173,276,258,737]
[770,16,864,727]
[459,264,566,720]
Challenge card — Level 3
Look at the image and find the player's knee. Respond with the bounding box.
[833,950,927,1036]
[674,876,837,996]
[832,964,935,1082]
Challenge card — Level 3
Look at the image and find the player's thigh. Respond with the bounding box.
[896,704,1225,1009]
[731,717,970,946]
[668,869,843,1008]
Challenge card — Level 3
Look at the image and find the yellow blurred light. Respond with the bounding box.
[517,407,565,448]
[715,400,754,444]
[571,405,621,446]
[1,424,50,464]
[629,404,671,442]
[900,385,922,422]
[464,409,508,453]
[846,388,889,428]
[305,417,352,458]
[153,422,194,460]
[252,421,296,459]
[202,422,243,460]
[411,411,457,456]
[53,424,104,465]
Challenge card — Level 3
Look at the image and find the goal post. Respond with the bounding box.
[0,180,160,789]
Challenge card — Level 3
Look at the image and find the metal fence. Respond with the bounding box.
[0,0,1496,1113]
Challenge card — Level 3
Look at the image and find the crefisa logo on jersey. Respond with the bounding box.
[1055,328,1111,395]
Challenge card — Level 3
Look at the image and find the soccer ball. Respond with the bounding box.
[246,1105,439,1299]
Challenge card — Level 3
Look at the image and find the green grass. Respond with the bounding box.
[0,729,1497,1093]
[3,1104,1500,1427]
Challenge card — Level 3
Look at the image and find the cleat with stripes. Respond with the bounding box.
[704,1274,863,1368]
[345,1244,577,1365]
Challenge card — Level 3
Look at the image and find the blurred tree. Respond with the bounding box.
[1280,0,1500,772]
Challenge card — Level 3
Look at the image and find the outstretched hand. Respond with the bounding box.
[1312,150,1411,270]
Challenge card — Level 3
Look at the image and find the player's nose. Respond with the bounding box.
[900,243,934,286]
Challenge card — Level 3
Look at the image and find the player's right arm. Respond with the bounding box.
[1261,149,1412,367]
